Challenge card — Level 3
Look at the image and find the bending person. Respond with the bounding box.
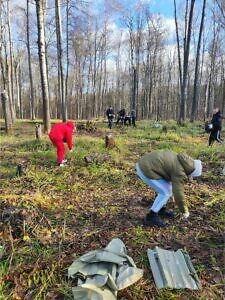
[136,150,202,227]
[49,121,76,166]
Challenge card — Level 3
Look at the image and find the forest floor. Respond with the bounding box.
[0,120,224,300]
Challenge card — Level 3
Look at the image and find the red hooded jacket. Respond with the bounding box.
[49,121,75,150]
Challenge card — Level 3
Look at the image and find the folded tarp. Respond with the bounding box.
[147,246,202,290]
[68,238,143,300]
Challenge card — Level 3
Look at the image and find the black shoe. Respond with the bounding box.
[144,211,166,227]
[158,207,175,219]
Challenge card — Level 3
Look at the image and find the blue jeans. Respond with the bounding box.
[136,163,172,213]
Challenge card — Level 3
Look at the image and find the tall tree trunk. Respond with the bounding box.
[27,0,35,120]
[174,0,196,124]
[191,0,206,122]
[14,60,22,118]
[174,0,183,91]
[0,0,6,91]
[65,0,69,116]
[35,0,50,133]
[6,0,15,122]
[55,0,66,122]
[18,64,23,119]
[179,0,195,123]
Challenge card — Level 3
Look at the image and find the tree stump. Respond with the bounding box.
[105,134,116,149]
[35,123,42,139]
[16,160,28,176]
[162,125,167,134]
[1,90,13,135]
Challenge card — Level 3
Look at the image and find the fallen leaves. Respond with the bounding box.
[0,121,225,299]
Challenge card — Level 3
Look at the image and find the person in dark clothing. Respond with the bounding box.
[106,106,114,129]
[209,108,224,146]
[106,106,114,118]
[116,108,126,125]
[124,115,131,126]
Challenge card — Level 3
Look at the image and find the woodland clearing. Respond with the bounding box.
[0,120,224,299]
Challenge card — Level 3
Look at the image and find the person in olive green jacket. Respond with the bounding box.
[136,150,202,227]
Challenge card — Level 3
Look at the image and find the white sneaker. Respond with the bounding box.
[59,163,65,167]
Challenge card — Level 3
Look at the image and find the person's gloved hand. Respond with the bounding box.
[182,211,190,219]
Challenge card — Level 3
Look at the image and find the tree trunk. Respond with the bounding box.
[35,0,50,133]
[0,1,6,91]
[35,123,42,139]
[1,90,13,135]
[65,0,69,117]
[174,0,183,93]
[174,0,196,124]
[179,0,195,123]
[55,0,66,122]
[27,0,35,120]
[191,0,206,122]
[14,60,22,118]
[7,0,16,123]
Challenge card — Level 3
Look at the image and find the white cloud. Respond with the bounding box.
[162,17,176,43]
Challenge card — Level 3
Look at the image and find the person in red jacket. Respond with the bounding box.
[49,121,76,166]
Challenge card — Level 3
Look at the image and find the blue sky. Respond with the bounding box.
[145,0,175,18]
[12,0,179,17]
[95,0,176,18]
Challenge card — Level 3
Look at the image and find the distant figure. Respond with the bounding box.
[124,115,131,126]
[116,108,126,125]
[130,109,136,127]
[106,106,114,129]
[136,150,202,227]
[209,108,224,146]
[49,121,76,166]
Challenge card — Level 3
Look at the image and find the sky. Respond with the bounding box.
[92,0,178,38]
[11,0,176,23]
[142,0,175,18]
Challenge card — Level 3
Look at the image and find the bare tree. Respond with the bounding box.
[174,0,196,124]
[0,0,6,91]
[55,0,66,122]
[65,0,70,115]
[35,0,50,133]
[27,0,35,120]
[6,0,16,122]
[190,0,206,121]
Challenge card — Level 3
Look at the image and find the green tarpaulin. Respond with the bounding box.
[68,238,143,300]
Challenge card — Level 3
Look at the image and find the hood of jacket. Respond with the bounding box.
[66,121,75,129]
[177,153,195,176]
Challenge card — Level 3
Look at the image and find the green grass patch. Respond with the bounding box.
[0,119,224,299]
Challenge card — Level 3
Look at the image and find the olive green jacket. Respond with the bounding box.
[138,150,195,213]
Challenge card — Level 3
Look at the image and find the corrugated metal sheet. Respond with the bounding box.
[147,246,202,290]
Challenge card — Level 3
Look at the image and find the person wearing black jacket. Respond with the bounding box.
[209,108,224,145]
[106,106,114,128]
[116,108,126,125]
[106,106,114,118]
